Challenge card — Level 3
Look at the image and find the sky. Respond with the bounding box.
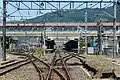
[0,0,115,21]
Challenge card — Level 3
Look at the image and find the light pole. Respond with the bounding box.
[85,11,88,54]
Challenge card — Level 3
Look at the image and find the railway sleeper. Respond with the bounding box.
[101,72,114,79]
[82,63,98,75]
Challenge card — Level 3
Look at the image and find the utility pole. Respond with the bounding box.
[113,0,117,58]
[78,26,80,54]
[43,29,46,56]
[2,0,6,61]
[78,26,81,54]
[43,13,46,56]
[85,11,88,54]
[97,21,103,55]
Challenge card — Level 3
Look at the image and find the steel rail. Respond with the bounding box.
[46,52,57,80]
[0,59,34,76]
[27,55,43,80]
[32,55,66,80]
[0,59,29,69]
[57,49,73,80]
[55,54,71,65]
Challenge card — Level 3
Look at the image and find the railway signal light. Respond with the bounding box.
[101,29,105,37]
[102,33,105,37]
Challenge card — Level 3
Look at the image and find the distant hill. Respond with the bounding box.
[26,6,120,22]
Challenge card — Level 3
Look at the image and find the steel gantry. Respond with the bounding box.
[5,0,115,19]
[2,0,118,60]
[6,1,114,10]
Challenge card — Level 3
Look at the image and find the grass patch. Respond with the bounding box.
[34,48,44,56]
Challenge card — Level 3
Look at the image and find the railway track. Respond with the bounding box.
[57,49,73,80]
[0,50,98,80]
[30,49,74,80]
[0,53,43,80]
[0,53,47,80]
[43,48,95,80]
[31,54,66,80]
[0,58,34,76]
[59,51,97,79]
[44,49,72,80]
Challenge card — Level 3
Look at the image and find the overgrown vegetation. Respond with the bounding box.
[35,48,44,56]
